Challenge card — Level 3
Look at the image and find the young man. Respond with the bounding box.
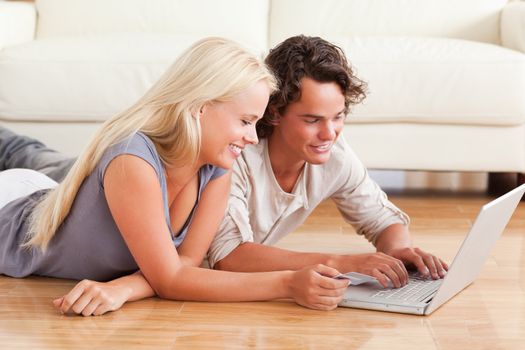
[0,36,446,315]
[208,36,447,287]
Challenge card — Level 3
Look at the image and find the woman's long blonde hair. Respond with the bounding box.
[25,37,277,250]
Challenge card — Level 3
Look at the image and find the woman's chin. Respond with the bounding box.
[210,157,235,170]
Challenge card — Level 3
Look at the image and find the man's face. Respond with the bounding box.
[272,77,346,165]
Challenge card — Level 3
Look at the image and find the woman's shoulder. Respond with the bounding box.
[98,132,164,181]
[110,132,157,158]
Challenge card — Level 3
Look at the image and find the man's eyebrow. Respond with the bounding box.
[299,114,324,119]
[299,109,346,118]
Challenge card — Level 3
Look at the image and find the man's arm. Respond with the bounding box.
[215,243,335,272]
[211,142,408,288]
[215,242,409,288]
[329,139,447,280]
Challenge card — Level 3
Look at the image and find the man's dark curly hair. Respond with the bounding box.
[257,35,367,138]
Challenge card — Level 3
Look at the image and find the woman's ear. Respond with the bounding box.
[191,103,208,120]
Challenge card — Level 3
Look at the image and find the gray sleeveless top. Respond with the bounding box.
[0,133,226,281]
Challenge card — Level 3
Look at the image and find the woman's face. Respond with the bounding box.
[199,80,271,169]
[271,77,346,165]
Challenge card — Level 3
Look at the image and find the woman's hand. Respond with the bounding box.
[53,279,133,316]
[288,264,349,311]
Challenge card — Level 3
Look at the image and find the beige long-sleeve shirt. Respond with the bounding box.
[208,137,409,267]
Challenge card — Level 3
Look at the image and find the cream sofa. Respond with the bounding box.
[1,0,525,177]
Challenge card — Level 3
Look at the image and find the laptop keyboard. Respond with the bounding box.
[371,274,443,302]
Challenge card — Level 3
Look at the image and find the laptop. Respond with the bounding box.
[339,183,525,315]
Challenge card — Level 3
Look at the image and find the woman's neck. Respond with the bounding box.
[165,161,201,189]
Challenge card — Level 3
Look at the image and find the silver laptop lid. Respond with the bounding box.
[425,184,525,315]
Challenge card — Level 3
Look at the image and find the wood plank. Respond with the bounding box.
[1,192,524,349]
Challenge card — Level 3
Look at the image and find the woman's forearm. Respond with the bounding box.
[104,266,294,303]
[156,266,293,302]
[104,255,203,303]
[107,271,156,302]
[56,264,348,316]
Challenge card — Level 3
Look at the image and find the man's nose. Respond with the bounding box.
[319,122,336,140]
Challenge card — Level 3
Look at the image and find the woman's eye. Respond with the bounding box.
[242,120,252,126]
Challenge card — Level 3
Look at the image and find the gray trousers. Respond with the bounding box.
[0,126,75,182]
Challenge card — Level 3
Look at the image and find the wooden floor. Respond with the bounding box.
[1,191,524,349]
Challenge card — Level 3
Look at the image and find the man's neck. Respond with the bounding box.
[267,135,305,193]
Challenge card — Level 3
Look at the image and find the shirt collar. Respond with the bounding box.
[261,138,310,210]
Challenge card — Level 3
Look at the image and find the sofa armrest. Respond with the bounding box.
[0,1,36,50]
[501,1,525,53]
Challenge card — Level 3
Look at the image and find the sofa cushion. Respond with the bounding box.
[270,0,508,46]
[1,35,524,127]
[341,37,525,126]
[0,34,261,122]
[35,0,269,52]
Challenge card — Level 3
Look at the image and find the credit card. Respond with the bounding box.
[334,272,377,285]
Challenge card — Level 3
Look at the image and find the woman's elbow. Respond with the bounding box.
[148,273,180,300]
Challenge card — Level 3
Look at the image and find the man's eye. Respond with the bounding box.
[305,119,318,124]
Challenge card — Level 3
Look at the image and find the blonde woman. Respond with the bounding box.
[0,37,349,315]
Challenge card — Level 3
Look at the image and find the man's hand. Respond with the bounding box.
[386,247,449,280]
[373,224,448,281]
[338,253,409,288]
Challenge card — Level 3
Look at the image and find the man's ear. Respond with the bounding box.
[268,106,281,125]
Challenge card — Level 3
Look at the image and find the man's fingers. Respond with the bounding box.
[371,269,391,288]
[433,256,447,278]
[390,258,409,285]
[380,264,404,288]
[405,252,430,278]
[418,252,439,279]
[440,258,449,271]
